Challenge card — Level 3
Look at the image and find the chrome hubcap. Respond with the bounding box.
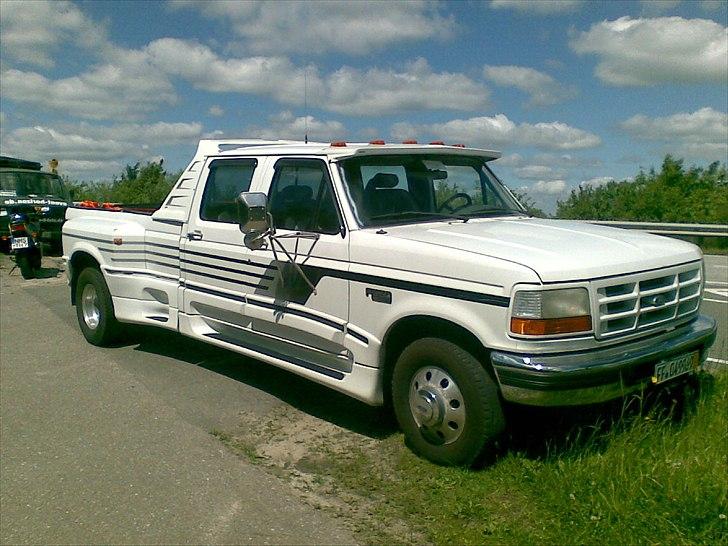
[81,283,100,330]
[409,366,466,445]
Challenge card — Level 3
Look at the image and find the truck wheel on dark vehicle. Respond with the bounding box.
[392,337,505,466]
[75,267,122,346]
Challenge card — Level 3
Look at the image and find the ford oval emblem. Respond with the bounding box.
[645,294,667,307]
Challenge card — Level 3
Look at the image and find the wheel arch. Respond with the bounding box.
[69,250,101,304]
[379,315,492,407]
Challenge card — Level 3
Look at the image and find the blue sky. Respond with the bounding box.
[1,0,726,212]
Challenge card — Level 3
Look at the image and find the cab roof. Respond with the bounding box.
[195,139,502,161]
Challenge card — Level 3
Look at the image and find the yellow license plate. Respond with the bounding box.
[652,352,699,384]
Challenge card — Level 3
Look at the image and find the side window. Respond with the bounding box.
[200,158,257,223]
[268,159,341,234]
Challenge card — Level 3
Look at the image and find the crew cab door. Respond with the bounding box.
[180,155,353,378]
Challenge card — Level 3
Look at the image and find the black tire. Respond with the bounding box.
[16,254,35,279]
[75,267,122,346]
[30,249,42,270]
[392,337,505,466]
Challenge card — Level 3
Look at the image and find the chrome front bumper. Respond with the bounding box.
[491,315,717,407]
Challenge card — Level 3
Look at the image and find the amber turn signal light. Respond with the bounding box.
[510,315,592,336]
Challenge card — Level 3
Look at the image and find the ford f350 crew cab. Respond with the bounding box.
[63,139,717,465]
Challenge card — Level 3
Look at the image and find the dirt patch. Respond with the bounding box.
[216,405,428,545]
[0,253,66,291]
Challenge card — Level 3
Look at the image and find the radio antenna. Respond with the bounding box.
[304,68,309,144]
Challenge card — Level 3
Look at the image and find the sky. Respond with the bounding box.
[0,0,726,212]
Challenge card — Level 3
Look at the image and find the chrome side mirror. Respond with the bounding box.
[236,191,271,250]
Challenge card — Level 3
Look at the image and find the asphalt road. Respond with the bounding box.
[1,254,726,544]
[0,264,359,545]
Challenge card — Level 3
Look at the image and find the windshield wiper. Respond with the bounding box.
[463,208,524,218]
[369,211,469,223]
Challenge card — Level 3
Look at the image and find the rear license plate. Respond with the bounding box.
[10,237,29,250]
[653,352,699,384]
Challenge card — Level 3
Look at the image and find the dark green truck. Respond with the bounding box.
[0,156,70,254]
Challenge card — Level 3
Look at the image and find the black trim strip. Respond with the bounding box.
[148,259,179,269]
[147,316,169,322]
[347,329,369,345]
[248,298,343,331]
[66,233,145,245]
[184,282,342,331]
[147,242,180,251]
[184,248,277,271]
[180,257,274,281]
[100,248,144,254]
[69,233,506,307]
[206,332,345,380]
[147,250,179,260]
[305,266,510,307]
[182,268,266,290]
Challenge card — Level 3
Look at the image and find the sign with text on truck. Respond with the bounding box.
[62,139,717,466]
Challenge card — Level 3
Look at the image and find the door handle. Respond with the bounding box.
[187,230,203,241]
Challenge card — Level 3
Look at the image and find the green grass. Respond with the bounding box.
[215,373,728,545]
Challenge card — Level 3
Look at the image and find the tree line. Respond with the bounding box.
[65,161,181,206]
[556,156,727,224]
[65,156,726,225]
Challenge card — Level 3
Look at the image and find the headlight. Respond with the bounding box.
[511,288,592,336]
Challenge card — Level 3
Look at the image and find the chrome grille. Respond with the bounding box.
[594,262,702,339]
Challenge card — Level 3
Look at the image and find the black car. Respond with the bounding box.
[0,156,70,255]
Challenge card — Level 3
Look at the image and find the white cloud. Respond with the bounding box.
[620,107,728,159]
[0,0,108,68]
[392,114,601,151]
[3,24,489,121]
[515,165,564,180]
[580,176,615,188]
[208,105,224,117]
[1,61,176,120]
[532,152,603,168]
[0,122,202,178]
[484,65,577,106]
[490,0,583,14]
[246,111,346,141]
[145,40,489,115]
[496,153,524,167]
[530,180,568,194]
[571,16,728,85]
[323,59,489,115]
[170,0,455,55]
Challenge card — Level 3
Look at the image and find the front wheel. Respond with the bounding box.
[75,267,122,346]
[392,338,505,466]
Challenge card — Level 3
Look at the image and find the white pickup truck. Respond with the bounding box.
[63,139,716,465]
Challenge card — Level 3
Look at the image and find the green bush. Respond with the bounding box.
[65,162,181,206]
[557,156,727,224]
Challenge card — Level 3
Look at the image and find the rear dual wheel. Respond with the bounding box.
[392,337,505,466]
[75,267,122,346]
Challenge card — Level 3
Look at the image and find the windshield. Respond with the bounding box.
[337,154,524,227]
[0,171,69,200]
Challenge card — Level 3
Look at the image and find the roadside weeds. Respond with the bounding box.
[213,372,728,545]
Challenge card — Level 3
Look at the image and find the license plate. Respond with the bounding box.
[10,237,29,250]
[652,352,699,384]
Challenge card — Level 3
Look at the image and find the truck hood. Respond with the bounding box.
[382,217,701,282]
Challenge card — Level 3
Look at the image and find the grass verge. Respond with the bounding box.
[216,373,728,545]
